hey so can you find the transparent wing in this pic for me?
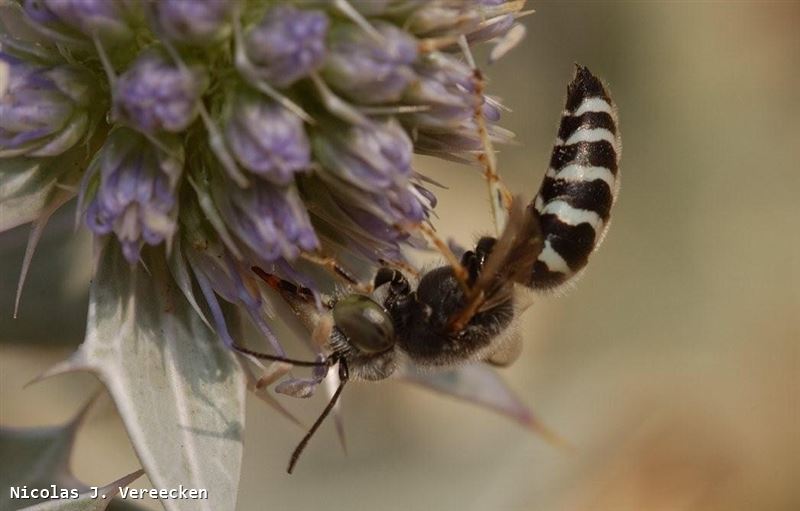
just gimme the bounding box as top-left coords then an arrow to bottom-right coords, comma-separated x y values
448,198 -> 543,331
475,198 -> 543,312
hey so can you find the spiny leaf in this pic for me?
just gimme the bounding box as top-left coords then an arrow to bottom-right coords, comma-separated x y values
0,393 -> 97,511
0,151 -> 84,234
16,469 -> 145,511
40,242 -> 246,511
400,363 -> 569,447
14,182 -> 76,318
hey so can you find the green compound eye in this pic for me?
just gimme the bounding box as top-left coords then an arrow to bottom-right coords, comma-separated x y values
332,295 -> 395,354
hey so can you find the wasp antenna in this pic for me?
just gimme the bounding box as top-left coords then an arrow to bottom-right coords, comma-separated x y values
231,344 -> 329,368
288,360 -> 350,474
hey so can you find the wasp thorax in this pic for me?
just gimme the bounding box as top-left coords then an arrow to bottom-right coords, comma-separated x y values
332,295 -> 395,354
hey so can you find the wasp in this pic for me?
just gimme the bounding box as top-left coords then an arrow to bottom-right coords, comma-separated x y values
234,65 -> 621,473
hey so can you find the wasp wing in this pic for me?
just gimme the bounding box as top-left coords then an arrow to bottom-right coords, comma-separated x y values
473,198 -> 544,314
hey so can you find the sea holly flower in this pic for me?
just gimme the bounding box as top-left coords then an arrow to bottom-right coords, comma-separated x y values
404,3 -> 485,36
406,53 -> 483,129
150,0 -> 235,45
84,128 -> 183,263
311,117 -> 428,242
0,53 -> 96,157
113,49 -> 208,134
0,1 -> 531,508
215,179 -> 319,264
405,53 -> 513,159
221,88 -> 311,185
242,4 -> 329,88
322,21 -> 418,104
22,0 -> 138,44
313,118 -> 413,191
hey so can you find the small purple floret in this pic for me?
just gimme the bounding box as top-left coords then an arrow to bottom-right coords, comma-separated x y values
323,22 -> 418,104
85,129 -> 183,263
114,50 -> 208,134
244,5 -> 328,88
0,53 -> 93,156
223,92 -> 311,185
313,119 -> 413,191
406,54 -> 481,129
220,182 -> 319,263
24,0 -> 135,41
152,0 -> 234,45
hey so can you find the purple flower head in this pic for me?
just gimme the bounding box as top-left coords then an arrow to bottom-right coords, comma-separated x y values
84,128 -> 184,263
114,50 -> 208,134
366,184 -> 428,226
243,5 -> 328,88
0,54 -> 94,157
349,1 -> 425,17
218,181 -> 319,263
23,0 -> 137,42
151,0 -> 234,45
222,90 -> 311,185
330,182 -> 429,253
404,3 -> 480,36
323,22 -> 418,105
467,14 -> 515,44
405,53 -> 481,129
180,207 -> 258,311
312,118 -> 413,192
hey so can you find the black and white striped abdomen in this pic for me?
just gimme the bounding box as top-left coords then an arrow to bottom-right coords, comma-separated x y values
530,66 -> 620,290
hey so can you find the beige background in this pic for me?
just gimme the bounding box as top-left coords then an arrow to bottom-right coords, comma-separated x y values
1,2 -> 798,510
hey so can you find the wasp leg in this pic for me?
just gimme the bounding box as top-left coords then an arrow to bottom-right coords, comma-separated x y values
373,267 -> 414,309
416,223 -> 470,294
231,343 -> 331,369
373,267 -> 409,293
458,36 -> 513,235
299,253 -> 363,287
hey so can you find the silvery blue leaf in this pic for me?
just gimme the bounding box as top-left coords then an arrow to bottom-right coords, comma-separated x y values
0,152 -> 83,233
15,470 -> 145,511
0,394 -> 94,509
400,363 -> 565,445
38,242 -> 246,511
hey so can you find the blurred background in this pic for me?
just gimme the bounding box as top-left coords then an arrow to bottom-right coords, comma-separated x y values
1,2 -> 798,510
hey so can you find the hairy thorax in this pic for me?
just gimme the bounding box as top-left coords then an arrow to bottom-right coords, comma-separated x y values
390,266 -> 515,366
